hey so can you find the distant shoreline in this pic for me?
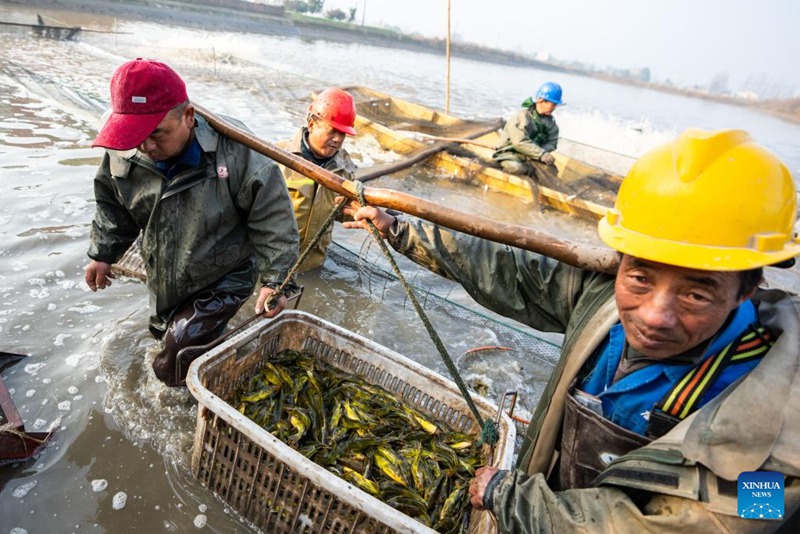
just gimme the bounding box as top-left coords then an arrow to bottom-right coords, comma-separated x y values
3,0 -> 797,124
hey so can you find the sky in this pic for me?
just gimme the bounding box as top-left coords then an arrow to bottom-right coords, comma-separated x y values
322,0 -> 799,97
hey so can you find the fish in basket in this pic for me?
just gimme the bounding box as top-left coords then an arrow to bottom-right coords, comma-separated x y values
186,310 -> 515,533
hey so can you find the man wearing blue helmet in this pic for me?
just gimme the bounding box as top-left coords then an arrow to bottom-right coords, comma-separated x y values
493,81 -> 563,173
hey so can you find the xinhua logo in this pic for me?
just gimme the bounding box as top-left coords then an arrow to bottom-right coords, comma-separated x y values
738,471 -> 784,520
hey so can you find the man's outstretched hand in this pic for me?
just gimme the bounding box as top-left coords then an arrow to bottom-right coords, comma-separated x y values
338,197 -> 396,238
85,260 -> 115,291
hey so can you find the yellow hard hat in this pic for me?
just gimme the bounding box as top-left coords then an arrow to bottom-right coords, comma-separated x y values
598,129 -> 800,270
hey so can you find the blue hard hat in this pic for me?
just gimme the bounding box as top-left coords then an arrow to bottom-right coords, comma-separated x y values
535,82 -> 564,105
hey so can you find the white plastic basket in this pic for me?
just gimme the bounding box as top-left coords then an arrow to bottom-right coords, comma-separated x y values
187,310 -> 515,533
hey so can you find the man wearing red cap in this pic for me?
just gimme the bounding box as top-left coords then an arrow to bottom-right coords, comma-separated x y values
85,58 -> 299,386
277,88 -> 357,271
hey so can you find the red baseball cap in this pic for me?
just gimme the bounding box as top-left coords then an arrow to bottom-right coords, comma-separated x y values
93,58 -> 188,151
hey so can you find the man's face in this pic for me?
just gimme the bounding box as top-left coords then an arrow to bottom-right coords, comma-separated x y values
138,104 -> 194,161
615,256 -> 749,359
535,99 -> 557,116
307,116 -> 346,159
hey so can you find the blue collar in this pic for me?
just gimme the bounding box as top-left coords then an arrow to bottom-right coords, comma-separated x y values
584,300 -> 757,395
155,136 -> 202,178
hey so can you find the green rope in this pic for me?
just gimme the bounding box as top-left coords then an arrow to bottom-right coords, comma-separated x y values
354,182 -> 498,447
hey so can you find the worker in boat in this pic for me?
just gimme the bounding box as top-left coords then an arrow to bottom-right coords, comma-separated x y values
341,129 -> 800,531
277,88 -> 357,272
85,58 -> 298,386
492,81 -> 563,173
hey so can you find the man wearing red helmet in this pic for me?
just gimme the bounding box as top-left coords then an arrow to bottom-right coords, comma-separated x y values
85,58 -> 298,386
277,88 -> 358,271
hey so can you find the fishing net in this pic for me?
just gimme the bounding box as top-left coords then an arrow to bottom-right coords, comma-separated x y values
325,235 -> 561,428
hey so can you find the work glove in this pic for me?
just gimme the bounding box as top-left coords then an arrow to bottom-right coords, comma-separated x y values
540,152 -> 555,165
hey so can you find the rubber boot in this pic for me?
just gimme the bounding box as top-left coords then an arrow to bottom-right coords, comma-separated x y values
152,289 -> 248,386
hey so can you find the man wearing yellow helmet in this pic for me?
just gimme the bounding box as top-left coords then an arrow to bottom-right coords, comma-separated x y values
342,129 -> 800,531
277,87 -> 358,272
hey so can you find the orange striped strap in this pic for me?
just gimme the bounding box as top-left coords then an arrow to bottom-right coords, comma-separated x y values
655,324 -> 773,421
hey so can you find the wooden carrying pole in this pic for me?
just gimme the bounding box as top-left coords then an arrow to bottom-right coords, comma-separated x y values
194,104 -> 618,274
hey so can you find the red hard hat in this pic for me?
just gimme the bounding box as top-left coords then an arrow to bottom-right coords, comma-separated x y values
309,88 -> 357,135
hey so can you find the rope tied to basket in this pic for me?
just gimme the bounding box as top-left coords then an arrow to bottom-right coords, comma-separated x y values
353,181 -> 499,447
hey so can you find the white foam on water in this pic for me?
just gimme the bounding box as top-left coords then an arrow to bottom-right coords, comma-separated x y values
91,479 -> 108,492
58,400 -> 71,411
10,528 -> 28,534
98,327 -> 199,464
68,386 -> 79,395
47,303 -> 57,310
61,195 -> 92,217
65,352 -> 92,367
12,480 -> 37,498
198,504 -> 207,513
49,415 -> 62,430
193,514 -> 207,528
23,362 -> 45,375
347,134 -> 403,167
54,333 -> 72,346
32,418 -> 48,430
68,304 -> 101,314
111,491 -> 127,510
28,288 -> 49,300
25,389 -> 35,397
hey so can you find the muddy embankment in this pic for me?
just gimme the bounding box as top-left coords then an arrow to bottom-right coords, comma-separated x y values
2,0 -> 570,72
5,0 -> 796,124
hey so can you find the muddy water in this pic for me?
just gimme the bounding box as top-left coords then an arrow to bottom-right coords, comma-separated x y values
2,4 -> 800,533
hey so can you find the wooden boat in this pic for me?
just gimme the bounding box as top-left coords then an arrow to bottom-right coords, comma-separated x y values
1,352 -> 51,464
345,86 -> 623,222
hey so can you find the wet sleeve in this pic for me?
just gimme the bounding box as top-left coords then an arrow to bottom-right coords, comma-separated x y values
87,155 -> 140,263
236,155 -> 300,284
387,218 -> 586,333
490,469 -> 789,534
505,111 -> 547,161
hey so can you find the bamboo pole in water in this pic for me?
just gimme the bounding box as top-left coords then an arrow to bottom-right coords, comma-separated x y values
194,104 -> 619,273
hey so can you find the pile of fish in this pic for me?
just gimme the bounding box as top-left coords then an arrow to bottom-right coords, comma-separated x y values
234,350 -> 484,533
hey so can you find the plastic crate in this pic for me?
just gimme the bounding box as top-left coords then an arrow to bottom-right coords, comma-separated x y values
187,310 -> 515,533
